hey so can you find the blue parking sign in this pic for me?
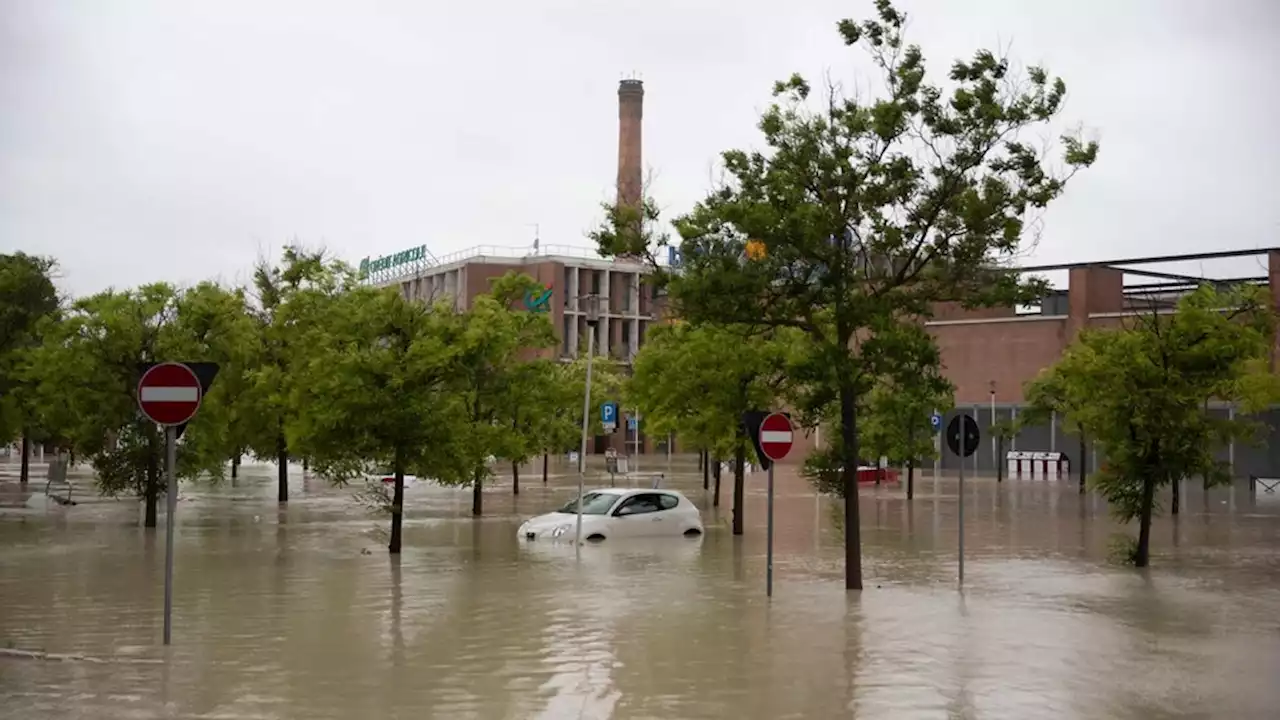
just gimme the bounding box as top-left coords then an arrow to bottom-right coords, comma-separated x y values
628,416 -> 638,431
601,402 -> 617,426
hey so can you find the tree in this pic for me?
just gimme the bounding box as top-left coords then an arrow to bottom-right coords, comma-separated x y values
286,285 -> 468,554
628,322 -> 792,533
593,1 -> 1096,588
450,272 -> 557,516
244,246 -> 353,503
1025,285 -> 1279,567
0,253 -> 60,485
25,284 -> 247,525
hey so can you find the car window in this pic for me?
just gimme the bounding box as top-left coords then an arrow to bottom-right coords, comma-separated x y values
556,492 -> 621,515
614,493 -> 663,516
658,494 -> 680,510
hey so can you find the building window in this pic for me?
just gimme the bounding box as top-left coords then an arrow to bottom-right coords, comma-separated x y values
564,266 -> 572,307
562,315 -> 572,357
592,271 -> 601,295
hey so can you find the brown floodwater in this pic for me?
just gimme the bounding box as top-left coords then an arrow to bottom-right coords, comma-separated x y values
1,460 -> 1278,719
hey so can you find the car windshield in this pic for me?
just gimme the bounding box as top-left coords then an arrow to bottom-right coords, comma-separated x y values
556,492 -> 620,515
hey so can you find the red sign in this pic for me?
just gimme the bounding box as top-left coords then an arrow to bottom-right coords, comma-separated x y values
137,362 -> 203,426
758,412 -> 794,461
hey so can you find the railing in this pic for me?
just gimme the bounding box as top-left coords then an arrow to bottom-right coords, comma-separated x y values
375,244 -> 673,284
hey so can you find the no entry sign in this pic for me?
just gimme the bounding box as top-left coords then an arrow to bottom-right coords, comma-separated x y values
137,362 -> 203,426
758,412 -> 794,462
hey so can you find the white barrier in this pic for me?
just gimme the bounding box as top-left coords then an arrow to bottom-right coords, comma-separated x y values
1006,451 -> 1069,479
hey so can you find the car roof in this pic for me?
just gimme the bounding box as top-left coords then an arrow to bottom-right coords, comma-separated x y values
588,488 -> 686,499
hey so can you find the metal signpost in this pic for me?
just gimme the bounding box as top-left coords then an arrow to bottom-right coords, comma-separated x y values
137,361 -> 217,646
933,409 -> 942,480
576,295 -> 599,551
753,412 -> 794,598
946,413 -> 981,587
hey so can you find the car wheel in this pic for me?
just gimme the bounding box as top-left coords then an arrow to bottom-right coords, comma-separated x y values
683,528 -> 703,537
586,534 -> 606,542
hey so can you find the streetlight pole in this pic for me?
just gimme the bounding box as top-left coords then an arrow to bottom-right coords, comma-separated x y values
575,294 -> 599,551
989,380 -> 997,474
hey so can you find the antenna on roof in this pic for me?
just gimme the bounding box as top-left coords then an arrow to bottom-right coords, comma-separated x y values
528,223 -> 540,253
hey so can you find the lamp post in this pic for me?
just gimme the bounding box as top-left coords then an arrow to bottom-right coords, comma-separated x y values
989,380 -> 997,474
575,294 -> 600,551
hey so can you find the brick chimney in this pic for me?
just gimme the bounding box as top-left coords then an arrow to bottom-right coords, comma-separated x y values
616,79 -> 644,211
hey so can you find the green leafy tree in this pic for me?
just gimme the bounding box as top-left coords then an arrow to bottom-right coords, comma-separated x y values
168,282 -> 261,483
628,322 -> 792,533
593,1 -> 1096,588
25,284 -> 244,525
451,272 -> 557,516
1025,285 -> 1279,567
0,253 -> 61,485
286,284 -> 467,553
244,245 -> 354,503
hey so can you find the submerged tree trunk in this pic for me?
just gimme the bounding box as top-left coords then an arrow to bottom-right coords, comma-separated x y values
231,452 -> 240,483
542,453 -> 548,483
703,449 -> 710,491
732,444 -> 746,536
276,429 -> 288,504
18,432 -> 30,488
1171,472 -> 1180,515
1078,433 -> 1087,494
995,435 -> 1004,483
512,461 -> 520,496
471,467 -> 483,516
712,457 -> 721,508
144,428 -> 159,528
1134,473 -> 1158,567
388,449 -> 406,554
839,382 -> 863,590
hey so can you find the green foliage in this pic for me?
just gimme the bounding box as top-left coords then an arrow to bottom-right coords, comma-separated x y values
592,1 -> 1095,585
242,246 -> 355,466
1026,285 -> 1278,565
21,283 -> 250,505
285,285 -> 469,485
0,253 -> 60,443
627,322 -> 793,459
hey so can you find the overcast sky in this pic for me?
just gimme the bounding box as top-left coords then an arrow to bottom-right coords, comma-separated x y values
2,0 -> 1278,296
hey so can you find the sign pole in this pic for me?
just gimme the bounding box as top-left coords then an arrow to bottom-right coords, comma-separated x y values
163,424 -> 177,645
958,440 -> 965,587
766,461 -> 775,598
576,296 -> 598,552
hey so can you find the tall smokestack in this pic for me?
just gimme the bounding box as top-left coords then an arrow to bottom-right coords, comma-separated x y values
616,79 -> 644,212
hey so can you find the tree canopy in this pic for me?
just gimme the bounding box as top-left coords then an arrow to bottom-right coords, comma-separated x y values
593,0 -> 1096,589
1025,285 -> 1279,567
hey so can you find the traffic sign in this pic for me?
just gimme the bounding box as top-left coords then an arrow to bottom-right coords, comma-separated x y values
758,412 -> 794,461
627,416 -> 638,431
946,414 -> 981,457
138,362 -> 203,426
930,413 -> 943,431
601,402 -> 618,431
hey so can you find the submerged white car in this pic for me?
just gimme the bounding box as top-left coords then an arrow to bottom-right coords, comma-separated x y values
518,488 -> 704,543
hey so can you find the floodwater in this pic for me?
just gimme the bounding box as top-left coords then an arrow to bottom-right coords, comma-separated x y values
1,461 -> 1279,720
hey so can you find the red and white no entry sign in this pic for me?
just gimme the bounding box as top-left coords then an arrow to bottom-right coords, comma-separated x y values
758,412 -> 794,461
137,362 -> 203,426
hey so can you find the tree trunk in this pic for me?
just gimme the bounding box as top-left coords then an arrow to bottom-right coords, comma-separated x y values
512,461 -> 520,496
276,430 -> 288,504
995,435 -> 1004,483
1134,473 -> 1158,567
838,382 -> 863,590
702,449 -> 710,491
1078,434 -> 1087,494
542,453 -> 548,484
388,450 -> 406,554
303,457 -> 309,475
18,432 -> 30,488
1171,473 -> 1180,515
144,428 -> 159,528
907,457 -> 915,501
698,450 -> 703,472
231,452 -> 240,482
732,444 -> 745,536
471,467 -> 483,516
712,457 -> 721,508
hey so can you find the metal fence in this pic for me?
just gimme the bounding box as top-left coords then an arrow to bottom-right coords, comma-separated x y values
935,404 -> 1279,479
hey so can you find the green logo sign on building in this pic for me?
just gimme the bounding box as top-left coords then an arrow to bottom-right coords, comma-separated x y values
523,285 -> 553,313
359,245 -> 428,278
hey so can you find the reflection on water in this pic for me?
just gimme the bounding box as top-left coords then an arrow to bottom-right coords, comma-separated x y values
1,464 -> 1279,719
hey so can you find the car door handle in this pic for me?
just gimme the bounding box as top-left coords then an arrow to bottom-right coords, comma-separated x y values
651,517 -> 662,522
